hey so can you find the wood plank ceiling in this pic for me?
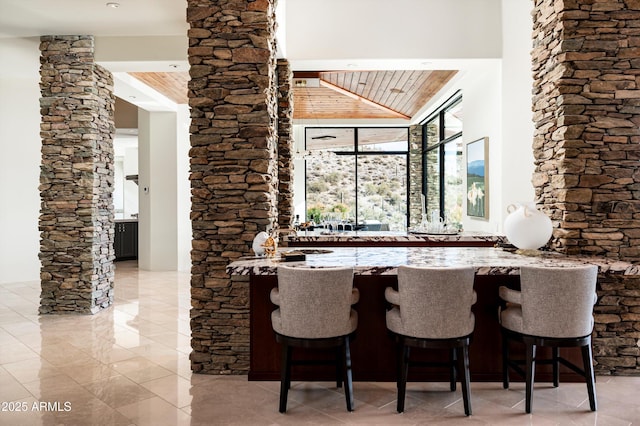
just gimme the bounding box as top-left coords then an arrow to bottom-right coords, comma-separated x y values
293,70 -> 457,121
126,69 -> 457,121
129,72 -> 190,105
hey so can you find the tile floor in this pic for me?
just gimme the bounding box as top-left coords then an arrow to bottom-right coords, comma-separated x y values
1,260 -> 639,425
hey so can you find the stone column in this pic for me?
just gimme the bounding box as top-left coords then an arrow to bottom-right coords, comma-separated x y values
187,0 -> 278,374
408,125 -> 423,227
532,0 -> 640,262
277,58 -> 294,230
39,35 -> 115,314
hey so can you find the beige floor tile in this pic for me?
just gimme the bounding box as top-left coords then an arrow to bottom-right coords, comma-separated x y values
22,373 -> 93,402
117,396 -> 192,426
2,357 -> 61,383
58,358 -> 121,385
111,356 -> 174,384
146,330 -> 192,354
0,366 -> 33,402
0,396 -> 47,426
139,374 -> 194,408
0,338 -> 39,364
1,262 -> 639,425
33,397 -> 134,426
84,375 -> 156,409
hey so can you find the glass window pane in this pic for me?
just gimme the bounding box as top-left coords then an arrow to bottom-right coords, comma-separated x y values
425,119 -> 440,147
425,148 -> 440,217
444,100 -> 463,140
357,128 -> 408,152
306,128 -> 354,152
305,154 -> 355,224
357,155 -> 407,231
443,137 -> 464,227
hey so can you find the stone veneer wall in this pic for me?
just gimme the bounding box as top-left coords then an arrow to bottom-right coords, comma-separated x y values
187,0 -> 278,374
423,123 -> 440,217
277,59 -> 294,230
532,0 -> 640,262
408,125 -> 423,227
532,1 -> 640,375
39,35 -> 115,315
594,274 -> 640,375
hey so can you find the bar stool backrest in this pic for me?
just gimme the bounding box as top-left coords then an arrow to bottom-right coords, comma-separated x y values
275,265 -> 356,339
520,265 -> 598,338
396,265 -> 476,339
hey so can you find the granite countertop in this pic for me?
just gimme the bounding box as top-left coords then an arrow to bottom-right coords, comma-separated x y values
284,231 -> 505,244
226,246 -> 640,276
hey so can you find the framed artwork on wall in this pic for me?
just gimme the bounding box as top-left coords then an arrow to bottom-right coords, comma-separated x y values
466,137 -> 488,219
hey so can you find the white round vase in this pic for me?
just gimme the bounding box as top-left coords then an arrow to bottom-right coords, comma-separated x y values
504,202 -> 552,250
252,231 -> 269,256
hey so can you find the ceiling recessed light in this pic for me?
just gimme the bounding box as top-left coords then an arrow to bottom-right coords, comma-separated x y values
106,2 -> 120,8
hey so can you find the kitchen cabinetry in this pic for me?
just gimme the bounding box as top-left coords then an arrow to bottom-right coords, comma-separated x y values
115,220 -> 138,260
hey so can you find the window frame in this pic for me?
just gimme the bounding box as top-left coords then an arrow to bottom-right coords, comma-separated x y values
304,126 -> 410,229
421,94 -> 463,220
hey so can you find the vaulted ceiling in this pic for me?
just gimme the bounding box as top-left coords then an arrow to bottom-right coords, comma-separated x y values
293,70 -> 457,121
128,69 -> 457,122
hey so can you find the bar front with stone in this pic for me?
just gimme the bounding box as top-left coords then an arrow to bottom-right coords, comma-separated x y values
227,246 -> 640,381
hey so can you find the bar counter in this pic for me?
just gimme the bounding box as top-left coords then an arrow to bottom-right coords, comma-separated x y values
228,246 -> 639,276
283,230 -> 506,247
227,246 -> 639,382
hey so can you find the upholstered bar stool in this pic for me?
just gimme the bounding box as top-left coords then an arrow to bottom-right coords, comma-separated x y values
385,265 -> 477,416
499,264 -> 598,413
270,265 -> 359,413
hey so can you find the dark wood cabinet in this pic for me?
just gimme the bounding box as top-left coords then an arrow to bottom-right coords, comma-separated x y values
115,221 -> 138,260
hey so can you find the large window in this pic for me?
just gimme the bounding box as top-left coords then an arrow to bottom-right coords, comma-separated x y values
423,96 -> 463,226
305,127 -> 409,231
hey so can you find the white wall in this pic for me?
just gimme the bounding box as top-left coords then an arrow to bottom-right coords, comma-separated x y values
501,0 -> 535,215
138,110 -> 178,271
457,61 -> 503,233
176,104 -> 192,272
123,147 -> 139,219
0,38 -> 41,284
286,0 -> 502,62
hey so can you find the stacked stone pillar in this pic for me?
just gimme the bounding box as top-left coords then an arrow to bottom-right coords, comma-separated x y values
277,59 -> 294,230
187,0 -> 279,374
408,125 -> 423,227
532,0 -> 640,376
39,35 -> 115,314
532,0 -> 640,262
